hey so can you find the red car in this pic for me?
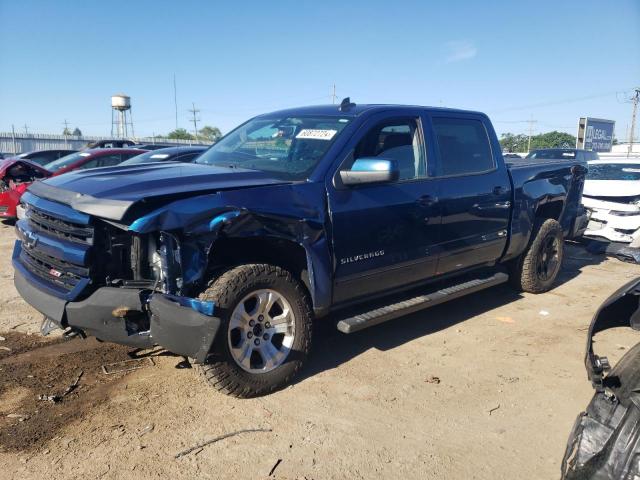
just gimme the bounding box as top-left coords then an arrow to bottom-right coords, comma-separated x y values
0,148 -> 147,219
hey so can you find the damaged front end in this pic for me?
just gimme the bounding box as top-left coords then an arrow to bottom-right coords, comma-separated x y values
561,277 -> 640,479
12,191 -> 236,363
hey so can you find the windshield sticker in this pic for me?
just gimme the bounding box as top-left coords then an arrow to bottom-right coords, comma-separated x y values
150,154 -> 170,159
296,129 -> 337,140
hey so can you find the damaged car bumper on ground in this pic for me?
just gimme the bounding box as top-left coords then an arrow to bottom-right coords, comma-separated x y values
13,246 -> 220,363
561,277 -> 640,479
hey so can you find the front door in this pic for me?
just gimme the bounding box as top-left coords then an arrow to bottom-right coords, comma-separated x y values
328,112 -> 442,304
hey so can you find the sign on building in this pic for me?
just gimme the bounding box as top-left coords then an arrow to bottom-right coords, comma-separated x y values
576,117 -> 615,152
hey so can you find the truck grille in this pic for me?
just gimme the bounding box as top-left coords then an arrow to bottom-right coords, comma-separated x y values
27,205 -> 94,245
19,246 -> 88,292
15,192 -> 94,299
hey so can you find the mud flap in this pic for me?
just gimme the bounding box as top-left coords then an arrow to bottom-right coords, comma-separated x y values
149,295 -> 220,364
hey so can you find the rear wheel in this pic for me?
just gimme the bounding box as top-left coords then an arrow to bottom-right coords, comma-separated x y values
510,218 -> 564,293
198,264 -> 312,398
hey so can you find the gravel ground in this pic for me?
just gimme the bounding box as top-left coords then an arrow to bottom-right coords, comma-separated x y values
0,219 -> 639,479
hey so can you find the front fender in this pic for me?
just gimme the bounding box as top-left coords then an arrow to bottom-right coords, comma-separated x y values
128,183 -> 333,313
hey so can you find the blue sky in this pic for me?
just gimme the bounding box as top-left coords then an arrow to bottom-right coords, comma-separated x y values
0,0 -> 638,139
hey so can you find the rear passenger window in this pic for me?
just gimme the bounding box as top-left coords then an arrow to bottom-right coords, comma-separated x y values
432,117 -> 494,176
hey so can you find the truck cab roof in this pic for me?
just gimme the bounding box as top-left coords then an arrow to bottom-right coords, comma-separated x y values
260,103 -> 487,119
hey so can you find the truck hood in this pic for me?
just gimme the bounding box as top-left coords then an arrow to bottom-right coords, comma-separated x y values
27,162 -> 290,222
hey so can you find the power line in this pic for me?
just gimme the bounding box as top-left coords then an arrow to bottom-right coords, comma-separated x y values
331,84 -> 337,104
489,89 -> 629,114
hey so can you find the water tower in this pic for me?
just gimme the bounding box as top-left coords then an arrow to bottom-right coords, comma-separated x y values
111,94 -> 134,138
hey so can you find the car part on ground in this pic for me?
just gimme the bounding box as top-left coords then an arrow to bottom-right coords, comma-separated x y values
561,277 -> 640,479
586,239 -> 640,265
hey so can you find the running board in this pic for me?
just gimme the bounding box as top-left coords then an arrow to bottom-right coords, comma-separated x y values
336,272 -> 509,334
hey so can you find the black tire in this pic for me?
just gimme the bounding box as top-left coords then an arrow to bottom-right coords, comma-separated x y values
198,264 -> 312,398
510,218 -> 564,293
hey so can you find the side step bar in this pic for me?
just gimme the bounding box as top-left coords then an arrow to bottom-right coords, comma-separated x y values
336,272 -> 509,334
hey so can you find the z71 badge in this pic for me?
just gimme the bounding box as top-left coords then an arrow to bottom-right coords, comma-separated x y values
340,250 -> 385,265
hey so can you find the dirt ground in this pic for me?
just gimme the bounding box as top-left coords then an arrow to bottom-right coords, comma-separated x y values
0,220 -> 639,480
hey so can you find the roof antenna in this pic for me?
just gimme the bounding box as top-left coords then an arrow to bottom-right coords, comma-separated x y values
339,97 -> 355,111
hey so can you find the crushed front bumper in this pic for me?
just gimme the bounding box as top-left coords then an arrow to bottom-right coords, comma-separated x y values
14,267 -> 220,363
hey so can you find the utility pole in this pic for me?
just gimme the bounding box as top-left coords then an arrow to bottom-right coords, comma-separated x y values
527,116 -> 537,153
331,84 -> 337,104
188,102 -> 200,141
63,119 -> 70,147
23,124 -> 29,135
628,87 -> 640,157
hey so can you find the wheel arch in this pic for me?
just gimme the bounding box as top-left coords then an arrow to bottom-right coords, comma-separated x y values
206,233 -> 332,317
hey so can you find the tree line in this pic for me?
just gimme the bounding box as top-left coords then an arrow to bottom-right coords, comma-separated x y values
499,131 -> 576,152
164,126 -> 222,142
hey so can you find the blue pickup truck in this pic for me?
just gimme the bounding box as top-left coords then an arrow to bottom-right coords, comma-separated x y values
13,101 -> 588,397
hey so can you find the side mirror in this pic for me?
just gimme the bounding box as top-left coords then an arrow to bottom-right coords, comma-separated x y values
339,158 -> 399,186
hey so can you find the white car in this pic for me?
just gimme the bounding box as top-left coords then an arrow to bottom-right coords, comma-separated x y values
583,158 -> 640,247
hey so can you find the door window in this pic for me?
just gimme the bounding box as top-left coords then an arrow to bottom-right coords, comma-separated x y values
353,118 -> 426,181
432,117 -> 494,176
98,154 -> 124,167
78,158 -> 101,169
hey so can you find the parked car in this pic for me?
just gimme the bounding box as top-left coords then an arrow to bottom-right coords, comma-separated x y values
13,102 -> 588,397
0,148 -> 147,220
7,149 -> 77,166
85,139 -> 137,149
582,158 -> 640,248
502,153 -> 522,159
526,148 -> 599,162
132,143 -> 205,150
561,277 -> 640,479
120,146 -> 207,166
43,148 -> 148,174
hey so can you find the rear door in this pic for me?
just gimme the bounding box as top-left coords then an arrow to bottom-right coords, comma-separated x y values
427,113 -> 512,274
327,111 -> 442,303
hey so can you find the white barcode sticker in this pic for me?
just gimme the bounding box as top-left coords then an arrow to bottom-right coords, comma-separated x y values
296,129 -> 337,140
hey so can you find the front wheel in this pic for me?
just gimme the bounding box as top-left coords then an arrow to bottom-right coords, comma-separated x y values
510,218 -> 564,293
198,264 -> 312,398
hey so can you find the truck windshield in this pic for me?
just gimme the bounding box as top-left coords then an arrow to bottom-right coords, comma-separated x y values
587,163 -> 640,181
195,116 -> 350,180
